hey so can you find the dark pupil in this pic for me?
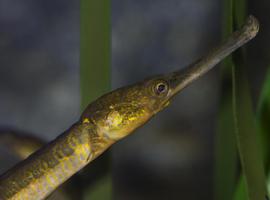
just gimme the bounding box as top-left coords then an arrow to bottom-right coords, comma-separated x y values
157,84 -> 166,93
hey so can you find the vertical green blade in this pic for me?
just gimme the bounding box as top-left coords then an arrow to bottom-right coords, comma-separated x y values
215,94 -> 238,200
80,0 -> 111,109
257,68 -> 270,168
256,67 -> 270,196
232,61 -> 267,200
80,0 -> 112,199
214,0 -> 238,199
232,0 -> 268,199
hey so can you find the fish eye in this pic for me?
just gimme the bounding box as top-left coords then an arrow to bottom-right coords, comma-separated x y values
154,81 -> 169,95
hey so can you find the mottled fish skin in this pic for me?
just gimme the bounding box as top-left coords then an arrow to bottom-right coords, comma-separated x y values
0,122 -> 111,200
0,16 -> 259,200
0,131 -> 74,200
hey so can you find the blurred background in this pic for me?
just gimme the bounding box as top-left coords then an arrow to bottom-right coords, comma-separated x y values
0,0 -> 270,200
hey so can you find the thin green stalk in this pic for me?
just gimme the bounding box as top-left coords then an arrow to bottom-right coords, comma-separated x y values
214,0 -> 238,199
256,67 -> 270,196
232,59 -> 267,200
234,65 -> 270,200
215,95 -> 238,200
257,68 -> 270,168
232,0 -> 268,199
80,0 -> 111,108
80,0 -> 112,199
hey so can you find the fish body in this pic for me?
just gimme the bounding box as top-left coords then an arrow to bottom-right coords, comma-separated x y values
0,124 -> 91,199
0,16 -> 259,200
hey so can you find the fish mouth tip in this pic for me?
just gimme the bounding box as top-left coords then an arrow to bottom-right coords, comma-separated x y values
244,15 -> 259,39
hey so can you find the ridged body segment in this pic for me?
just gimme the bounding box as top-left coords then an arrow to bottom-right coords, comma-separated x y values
0,123 -> 100,200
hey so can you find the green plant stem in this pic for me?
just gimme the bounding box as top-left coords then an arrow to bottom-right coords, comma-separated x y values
80,0 -> 112,199
214,0 -> 238,199
232,1 -> 267,199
